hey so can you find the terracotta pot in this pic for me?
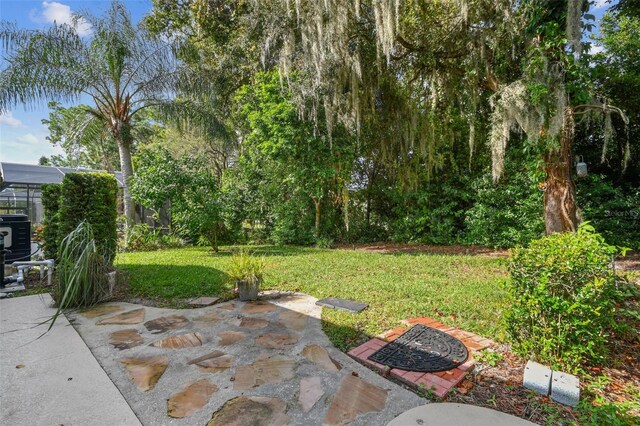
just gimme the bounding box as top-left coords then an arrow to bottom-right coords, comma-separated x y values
236,278 -> 261,301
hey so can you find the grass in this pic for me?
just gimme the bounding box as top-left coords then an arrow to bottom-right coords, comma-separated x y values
116,245 -> 508,349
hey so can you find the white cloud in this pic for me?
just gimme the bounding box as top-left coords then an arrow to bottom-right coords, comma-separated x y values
0,112 -> 23,128
31,1 -> 93,36
589,44 -> 606,55
16,133 -> 41,145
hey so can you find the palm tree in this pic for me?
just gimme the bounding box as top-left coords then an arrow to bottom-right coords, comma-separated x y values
0,1 -> 181,226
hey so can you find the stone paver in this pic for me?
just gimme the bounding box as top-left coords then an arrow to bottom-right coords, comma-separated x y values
120,355 -> 169,391
80,304 -> 124,318
255,331 -> 299,349
299,376 -> 324,412
97,308 -> 145,325
144,314 -> 189,334
233,355 -> 297,390
207,396 -> 289,426
303,344 -> 342,372
150,332 -> 204,348
167,378 -> 217,418
189,296 -> 220,307
69,294 -> 425,425
217,330 -> 247,346
188,351 -> 233,373
324,374 -> 388,425
110,328 -> 144,350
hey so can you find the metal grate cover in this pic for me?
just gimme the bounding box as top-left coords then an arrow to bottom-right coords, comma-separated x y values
368,325 -> 468,372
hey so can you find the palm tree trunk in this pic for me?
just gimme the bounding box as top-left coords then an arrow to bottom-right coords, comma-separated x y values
117,139 -> 135,227
543,108 -> 579,234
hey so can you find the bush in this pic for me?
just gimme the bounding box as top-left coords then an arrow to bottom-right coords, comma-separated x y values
59,172 -> 118,264
505,224 -> 620,372
41,183 -> 62,260
465,171 -> 544,247
120,223 -> 184,252
577,175 -> 640,250
55,221 -> 109,309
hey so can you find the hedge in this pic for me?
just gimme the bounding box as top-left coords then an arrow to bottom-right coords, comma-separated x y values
59,172 -> 118,264
41,183 -> 62,260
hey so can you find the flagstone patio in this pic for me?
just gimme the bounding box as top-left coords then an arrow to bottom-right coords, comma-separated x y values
68,293 -> 425,425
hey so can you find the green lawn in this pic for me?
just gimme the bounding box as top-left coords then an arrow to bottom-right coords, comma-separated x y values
116,246 -> 508,349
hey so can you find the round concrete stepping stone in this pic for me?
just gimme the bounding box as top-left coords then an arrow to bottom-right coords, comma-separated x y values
302,344 -> 342,373
207,396 -> 289,426
386,403 -> 537,426
144,315 -> 189,334
255,332 -> 299,349
120,355 -> 169,391
278,310 -> 308,330
299,376 -> 324,412
109,329 -> 144,350
233,355 -> 296,390
324,375 -> 388,426
236,317 -> 270,329
150,332 -> 204,349
80,305 -> 124,318
188,351 -> 233,373
217,331 -> 247,346
167,378 -> 217,418
241,301 -> 277,314
97,308 -> 145,325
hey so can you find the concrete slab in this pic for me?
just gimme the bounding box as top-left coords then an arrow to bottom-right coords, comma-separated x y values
0,294 -> 141,426
551,371 -> 580,407
387,403 -> 537,426
523,360 -> 552,396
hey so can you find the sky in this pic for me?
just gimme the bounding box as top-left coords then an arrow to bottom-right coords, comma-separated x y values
0,0 -> 152,164
0,0 -> 615,165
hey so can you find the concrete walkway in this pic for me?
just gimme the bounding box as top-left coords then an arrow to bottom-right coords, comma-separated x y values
0,294 -> 141,426
69,293 -> 425,425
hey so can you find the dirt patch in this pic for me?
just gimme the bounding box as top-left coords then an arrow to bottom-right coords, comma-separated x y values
333,243 -> 508,257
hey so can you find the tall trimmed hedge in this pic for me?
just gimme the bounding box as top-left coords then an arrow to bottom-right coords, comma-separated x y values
59,172 -> 118,264
41,183 -> 62,260
40,172 -> 118,264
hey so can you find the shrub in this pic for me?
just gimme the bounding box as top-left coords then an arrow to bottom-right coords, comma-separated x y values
504,224 -> 620,372
464,171 -> 544,247
41,183 -> 62,260
119,223 -> 184,252
54,222 -> 109,311
576,175 -> 640,250
228,250 -> 266,283
59,172 -> 118,264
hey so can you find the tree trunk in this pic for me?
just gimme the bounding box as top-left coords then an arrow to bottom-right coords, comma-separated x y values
342,190 -> 350,233
312,196 -> 322,236
117,139 -> 135,228
542,108 -> 579,234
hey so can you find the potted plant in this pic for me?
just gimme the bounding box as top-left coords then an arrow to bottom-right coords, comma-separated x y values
229,250 -> 266,301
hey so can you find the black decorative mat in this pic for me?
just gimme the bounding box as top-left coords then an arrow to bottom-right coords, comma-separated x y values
368,325 -> 468,372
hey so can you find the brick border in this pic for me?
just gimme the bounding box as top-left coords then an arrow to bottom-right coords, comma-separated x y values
348,317 -> 495,399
